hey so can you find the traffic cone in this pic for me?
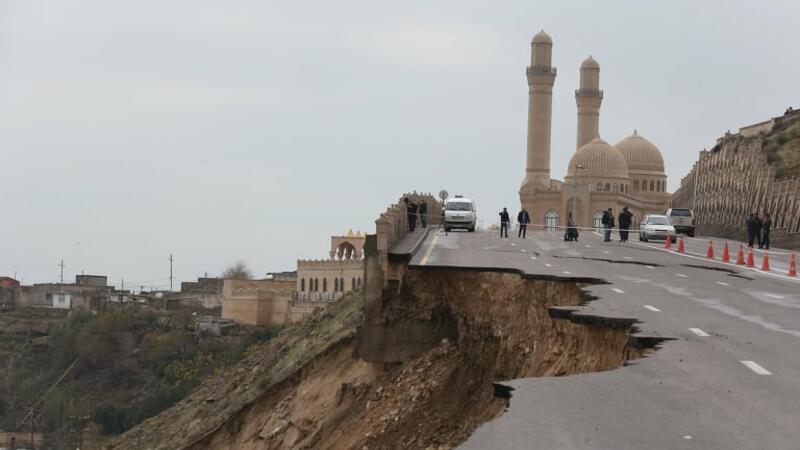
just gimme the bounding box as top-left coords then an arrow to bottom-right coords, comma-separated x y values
736,244 -> 745,265
722,242 -> 730,263
677,237 -> 686,253
664,233 -> 672,249
746,249 -> 755,267
789,255 -> 798,277
761,252 -> 770,271
706,240 -> 715,259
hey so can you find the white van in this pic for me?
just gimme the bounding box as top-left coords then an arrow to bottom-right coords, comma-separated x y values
444,196 -> 477,232
666,208 -> 695,237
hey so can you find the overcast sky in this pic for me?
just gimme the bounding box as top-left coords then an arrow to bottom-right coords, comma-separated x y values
1,0 -> 798,288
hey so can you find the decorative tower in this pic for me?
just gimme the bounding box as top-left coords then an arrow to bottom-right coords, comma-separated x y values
520,30 -> 557,193
575,56 -> 603,150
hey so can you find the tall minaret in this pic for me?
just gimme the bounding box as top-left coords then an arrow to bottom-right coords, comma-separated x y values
575,56 -> 603,150
520,30 -> 556,193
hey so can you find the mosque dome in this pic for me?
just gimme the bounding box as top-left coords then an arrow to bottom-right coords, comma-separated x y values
580,55 -> 600,70
532,30 -> 553,45
615,131 -> 665,173
567,138 -> 629,179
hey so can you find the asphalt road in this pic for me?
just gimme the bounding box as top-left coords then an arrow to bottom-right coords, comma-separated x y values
408,228 -> 800,450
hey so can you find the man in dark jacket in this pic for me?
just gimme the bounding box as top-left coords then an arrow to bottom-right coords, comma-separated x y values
601,208 -> 614,242
404,197 -> 417,232
418,201 -> 428,228
517,208 -> 530,239
762,213 -> 772,249
499,208 -> 511,238
746,213 -> 758,248
754,214 -> 764,248
618,207 -> 633,242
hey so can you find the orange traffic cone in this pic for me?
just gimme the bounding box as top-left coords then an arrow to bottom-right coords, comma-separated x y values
706,240 -> 715,259
722,242 -> 730,263
789,254 -> 798,277
677,237 -> 686,253
746,249 -> 755,267
664,233 -> 672,249
761,252 -> 770,271
736,244 -> 746,265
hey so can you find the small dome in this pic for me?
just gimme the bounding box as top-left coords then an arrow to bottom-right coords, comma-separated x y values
567,138 -> 629,179
532,30 -> 553,45
581,55 -> 600,70
615,131 -> 665,173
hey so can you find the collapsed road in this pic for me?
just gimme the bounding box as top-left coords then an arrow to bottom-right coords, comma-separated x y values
410,228 -> 800,450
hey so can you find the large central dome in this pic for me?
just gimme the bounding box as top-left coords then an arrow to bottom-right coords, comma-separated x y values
566,138 -> 629,179
615,131 -> 665,173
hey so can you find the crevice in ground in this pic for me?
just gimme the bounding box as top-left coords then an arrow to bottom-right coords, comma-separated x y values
680,263 -> 739,274
552,255 -> 663,267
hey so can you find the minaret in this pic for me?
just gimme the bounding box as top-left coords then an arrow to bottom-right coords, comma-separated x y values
520,30 -> 557,193
575,56 -> 603,150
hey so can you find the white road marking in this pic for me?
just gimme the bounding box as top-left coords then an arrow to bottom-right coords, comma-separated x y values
612,288 -> 625,294
419,232 -> 441,266
510,243 -> 516,247
683,436 -> 692,440
544,263 -> 552,267
623,256 -> 633,260
585,244 -> 592,248
689,328 -> 710,337
643,305 -> 661,312
521,249 -> 527,253
676,273 -> 689,278
646,265 -> 655,269
716,281 -> 730,286
765,293 -> 785,299
562,271 -> 571,275
741,360 -> 772,375
603,251 -> 609,254
530,256 -> 538,260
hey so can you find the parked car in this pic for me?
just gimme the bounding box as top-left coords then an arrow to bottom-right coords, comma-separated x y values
639,214 -> 677,242
444,196 -> 477,232
666,207 -> 695,237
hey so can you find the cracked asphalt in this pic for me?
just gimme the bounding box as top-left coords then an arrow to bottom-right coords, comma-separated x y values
408,228 -> 800,450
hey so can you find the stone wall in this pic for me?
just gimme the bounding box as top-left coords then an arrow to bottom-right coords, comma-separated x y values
671,110 -> 800,248
179,277 -> 224,308
18,284 -> 112,310
221,278 -> 295,326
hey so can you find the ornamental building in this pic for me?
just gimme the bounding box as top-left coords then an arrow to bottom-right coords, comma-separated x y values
519,30 -> 670,230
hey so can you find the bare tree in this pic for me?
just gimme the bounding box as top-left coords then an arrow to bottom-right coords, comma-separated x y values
222,261 -> 253,280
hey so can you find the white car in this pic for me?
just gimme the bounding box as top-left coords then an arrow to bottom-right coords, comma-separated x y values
639,214 -> 677,242
444,196 -> 477,232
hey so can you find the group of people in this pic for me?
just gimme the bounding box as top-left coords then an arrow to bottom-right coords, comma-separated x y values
745,212 -> 772,249
403,197 -> 428,232
499,207 -> 532,238
601,207 -> 634,242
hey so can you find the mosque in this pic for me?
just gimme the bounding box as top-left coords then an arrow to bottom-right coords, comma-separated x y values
519,30 -> 670,230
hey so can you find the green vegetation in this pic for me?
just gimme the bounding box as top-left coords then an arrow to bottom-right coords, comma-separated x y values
763,118 -> 800,179
0,307 -> 278,444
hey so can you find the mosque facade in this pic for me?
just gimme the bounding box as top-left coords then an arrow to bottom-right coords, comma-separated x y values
519,31 -> 670,230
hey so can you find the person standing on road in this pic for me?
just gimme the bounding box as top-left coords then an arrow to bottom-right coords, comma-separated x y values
404,197 -> 417,232
499,207 -> 511,238
755,213 -> 764,249
618,207 -> 633,243
746,213 -> 758,248
566,212 -> 579,242
601,208 -> 614,242
762,213 -> 772,249
517,208 -> 530,239
418,200 -> 428,228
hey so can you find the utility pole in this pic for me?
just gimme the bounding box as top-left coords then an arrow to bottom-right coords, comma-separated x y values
22,405 -> 39,450
169,254 -> 174,292
70,414 -> 90,450
58,259 -> 65,284
121,278 -> 124,292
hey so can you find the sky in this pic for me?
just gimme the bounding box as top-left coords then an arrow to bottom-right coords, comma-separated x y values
1,0 -> 798,288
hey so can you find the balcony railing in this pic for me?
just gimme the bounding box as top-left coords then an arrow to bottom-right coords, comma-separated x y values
527,66 -> 557,76
575,89 -> 604,99
293,291 -> 343,302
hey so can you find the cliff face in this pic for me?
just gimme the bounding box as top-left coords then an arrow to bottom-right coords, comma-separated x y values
108,269 -> 656,450
671,110 -> 800,248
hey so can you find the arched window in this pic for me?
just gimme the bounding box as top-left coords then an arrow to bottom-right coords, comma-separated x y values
334,278 -> 339,292
358,277 -> 362,286
596,182 -> 603,191
301,279 -> 305,291
323,279 -> 327,292
650,180 -> 655,191
592,211 -> 604,230
613,183 -> 618,192
314,278 -> 319,291
633,180 -> 640,190
352,278 -> 356,290
340,278 -> 345,292
544,210 -> 559,232
605,183 -> 611,191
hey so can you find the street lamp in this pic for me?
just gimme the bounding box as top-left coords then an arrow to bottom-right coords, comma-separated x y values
572,163 -> 585,225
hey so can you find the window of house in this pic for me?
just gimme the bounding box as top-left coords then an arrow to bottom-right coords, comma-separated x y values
596,182 -> 603,191
301,279 -> 305,291
650,180 -> 655,191
605,183 -> 611,191
634,180 -> 640,190
323,279 -> 328,292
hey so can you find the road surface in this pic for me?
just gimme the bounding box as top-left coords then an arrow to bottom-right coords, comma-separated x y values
408,228 -> 800,450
